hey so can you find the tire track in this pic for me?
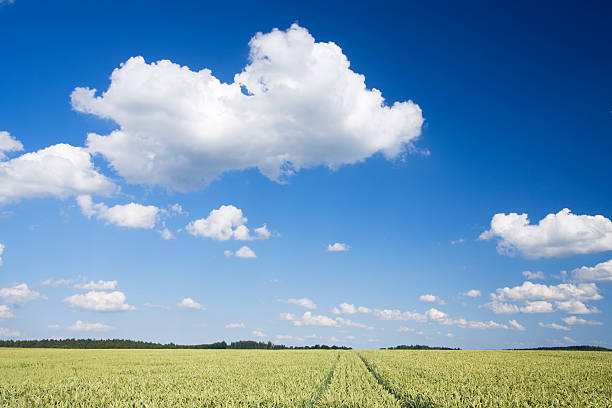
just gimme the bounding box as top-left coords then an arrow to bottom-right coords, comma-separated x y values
308,353 -> 340,408
357,353 -> 437,408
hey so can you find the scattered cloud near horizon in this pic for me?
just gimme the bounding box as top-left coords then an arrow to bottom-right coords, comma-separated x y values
68,320 -> 114,332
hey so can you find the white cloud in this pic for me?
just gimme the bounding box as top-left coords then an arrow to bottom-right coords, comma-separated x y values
327,242 -> 350,252
254,224 -> 271,239
522,270 -> 545,280
450,238 -> 465,245
225,322 -> 245,329
346,335 -> 356,340
398,326 -> 414,332
484,301 -> 520,314
0,327 -> 20,338
520,301 -> 554,314
235,246 -> 256,259
555,300 -> 600,315
331,302 -> 370,315
335,317 -> 374,330
178,297 -> 205,310
332,301 -> 522,331
41,278 -> 72,287
159,227 -> 174,240
538,322 -> 571,331
479,208 -> 612,258
563,336 -> 577,343
0,283 -> 42,304
0,131 -> 24,160
48,324 -> 60,329
186,205 -> 268,241
463,289 -> 481,298
561,316 -> 603,325
64,291 -> 135,311
276,335 -> 292,340
77,195 -> 160,229
0,143 -> 116,204
419,294 -> 445,304
143,303 -> 171,310
572,259 -> 612,282
74,280 -> 118,290
280,311 -> 339,327
0,243 -> 4,266
279,298 -> 317,310
68,320 -> 114,332
491,281 -> 602,302
71,24 -> 424,191
223,250 -> 233,258
0,305 -> 14,319
508,320 -> 526,331
252,330 -> 268,338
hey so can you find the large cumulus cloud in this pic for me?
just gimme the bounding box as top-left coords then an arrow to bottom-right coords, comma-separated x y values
71,24 -> 424,191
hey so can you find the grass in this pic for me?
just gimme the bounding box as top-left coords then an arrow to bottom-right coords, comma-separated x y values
0,348 -> 610,407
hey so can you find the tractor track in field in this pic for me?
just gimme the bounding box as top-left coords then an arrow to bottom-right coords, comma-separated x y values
357,353 -> 437,408
307,353 -> 340,408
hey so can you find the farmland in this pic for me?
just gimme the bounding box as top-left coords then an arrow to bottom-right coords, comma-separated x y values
0,348 -> 611,407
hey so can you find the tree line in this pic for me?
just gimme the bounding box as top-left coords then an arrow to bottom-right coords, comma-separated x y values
0,339 -> 352,350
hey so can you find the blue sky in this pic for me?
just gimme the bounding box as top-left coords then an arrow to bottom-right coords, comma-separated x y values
0,0 -> 611,349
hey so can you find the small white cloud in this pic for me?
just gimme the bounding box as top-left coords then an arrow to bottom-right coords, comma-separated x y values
522,270 -> 545,280
41,278 -> 73,287
0,305 -> 15,319
178,297 -> 205,310
346,335 -> 355,340
159,227 -> 175,240
520,301 -> 554,314
47,324 -> 60,329
276,335 -> 292,340
445,333 -> 455,338
327,242 -> 350,252
335,317 -> 374,330
398,326 -> 414,332
225,322 -> 245,329
64,291 -> 135,311
463,289 -> 481,298
508,320 -> 526,331
555,300 -> 600,315
68,320 -> 114,332
235,246 -> 256,259
479,209 -> 612,258
254,224 -> 271,239
563,336 -> 577,343
224,250 -> 233,258
561,316 -> 603,325
0,131 -> 23,159
143,303 -> 171,310
279,298 -> 317,310
572,259 -> 612,282
280,311 -> 339,327
419,294 -> 445,304
0,144 -> 116,204
77,195 -> 160,229
74,280 -> 118,291
0,327 -> 20,337
538,322 -> 571,331
186,205 -> 269,241
0,243 -> 4,266
0,283 -> 42,304
252,330 -> 268,338
451,238 -> 465,245
491,281 -> 602,302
